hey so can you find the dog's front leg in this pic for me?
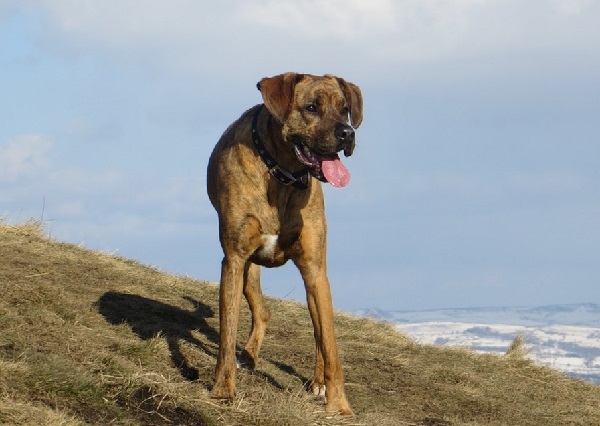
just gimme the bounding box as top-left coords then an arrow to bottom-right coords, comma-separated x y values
211,255 -> 245,400
310,342 -> 326,397
296,257 -> 353,416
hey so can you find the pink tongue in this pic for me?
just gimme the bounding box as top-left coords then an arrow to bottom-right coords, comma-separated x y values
321,155 -> 351,188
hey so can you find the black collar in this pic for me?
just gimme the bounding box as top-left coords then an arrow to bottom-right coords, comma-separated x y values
251,105 -> 311,190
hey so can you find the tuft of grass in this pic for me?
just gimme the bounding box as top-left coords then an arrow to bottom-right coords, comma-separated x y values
0,218 -> 45,238
0,398 -> 83,426
505,334 -> 529,359
1,221 -> 599,425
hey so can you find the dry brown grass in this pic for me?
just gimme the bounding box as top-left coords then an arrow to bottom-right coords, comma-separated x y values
1,221 -> 599,425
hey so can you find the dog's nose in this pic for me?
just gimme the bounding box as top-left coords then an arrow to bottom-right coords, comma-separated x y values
335,125 -> 355,142
335,124 -> 355,157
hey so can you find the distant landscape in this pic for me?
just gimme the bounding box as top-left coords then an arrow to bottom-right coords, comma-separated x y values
356,304 -> 600,384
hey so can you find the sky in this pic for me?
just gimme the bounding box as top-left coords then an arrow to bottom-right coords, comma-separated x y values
1,0 -> 599,312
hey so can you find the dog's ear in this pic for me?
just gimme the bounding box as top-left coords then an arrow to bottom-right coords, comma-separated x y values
257,73 -> 304,123
336,78 -> 363,129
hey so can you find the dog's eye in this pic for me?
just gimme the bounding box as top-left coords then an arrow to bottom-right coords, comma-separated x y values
306,104 -> 318,113
341,107 -> 350,117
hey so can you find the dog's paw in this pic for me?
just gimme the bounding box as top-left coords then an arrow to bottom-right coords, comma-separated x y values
322,384 -> 353,416
210,387 -> 235,401
210,379 -> 236,401
326,401 -> 354,417
237,350 -> 257,370
309,382 -> 326,398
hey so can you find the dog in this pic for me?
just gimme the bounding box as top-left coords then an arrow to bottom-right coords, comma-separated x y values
206,73 -> 363,415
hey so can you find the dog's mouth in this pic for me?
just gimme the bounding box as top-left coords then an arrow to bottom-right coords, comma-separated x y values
292,142 -> 350,188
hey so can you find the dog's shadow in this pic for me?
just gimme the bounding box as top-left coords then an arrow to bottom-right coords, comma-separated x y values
96,291 -> 218,382
95,291 -> 308,390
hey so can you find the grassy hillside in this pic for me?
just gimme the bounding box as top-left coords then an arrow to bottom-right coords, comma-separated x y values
1,222 -> 599,425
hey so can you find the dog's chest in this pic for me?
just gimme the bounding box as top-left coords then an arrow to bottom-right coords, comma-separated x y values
250,233 -> 284,267
256,234 -> 278,259
250,225 -> 301,267
245,181 -> 322,267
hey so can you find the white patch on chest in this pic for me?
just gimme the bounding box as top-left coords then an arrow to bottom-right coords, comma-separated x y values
257,234 -> 278,259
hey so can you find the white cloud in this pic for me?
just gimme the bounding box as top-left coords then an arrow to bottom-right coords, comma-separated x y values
0,134 -> 53,182
238,0 -> 397,39
14,0 -> 249,76
40,0 -> 225,46
239,0 -> 493,41
552,0 -> 594,15
7,0 -> 599,77
238,0 -> 491,63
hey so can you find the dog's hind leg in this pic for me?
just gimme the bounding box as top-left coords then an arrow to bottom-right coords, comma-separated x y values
239,262 -> 270,369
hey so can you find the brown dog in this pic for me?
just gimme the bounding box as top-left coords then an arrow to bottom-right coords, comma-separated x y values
206,73 -> 363,415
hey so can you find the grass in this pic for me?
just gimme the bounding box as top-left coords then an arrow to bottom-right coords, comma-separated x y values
1,221 -> 599,425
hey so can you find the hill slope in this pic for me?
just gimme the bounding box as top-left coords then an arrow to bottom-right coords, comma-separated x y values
1,222 -> 599,425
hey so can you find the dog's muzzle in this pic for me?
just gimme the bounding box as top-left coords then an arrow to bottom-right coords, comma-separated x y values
291,123 -> 355,188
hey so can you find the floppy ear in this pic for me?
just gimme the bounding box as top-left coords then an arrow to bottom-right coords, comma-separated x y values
336,78 -> 363,129
257,73 -> 304,123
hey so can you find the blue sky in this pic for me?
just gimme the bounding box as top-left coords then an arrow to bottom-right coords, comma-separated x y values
1,0 -> 599,311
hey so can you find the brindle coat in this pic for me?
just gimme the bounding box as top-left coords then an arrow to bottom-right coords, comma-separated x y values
206,73 -> 363,415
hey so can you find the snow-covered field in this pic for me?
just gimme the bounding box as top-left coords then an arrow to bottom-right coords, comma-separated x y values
396,322 -> 600,383
355,304 -> 600,384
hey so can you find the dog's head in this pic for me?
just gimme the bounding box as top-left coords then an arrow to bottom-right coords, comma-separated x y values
257,73 -> 363,187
